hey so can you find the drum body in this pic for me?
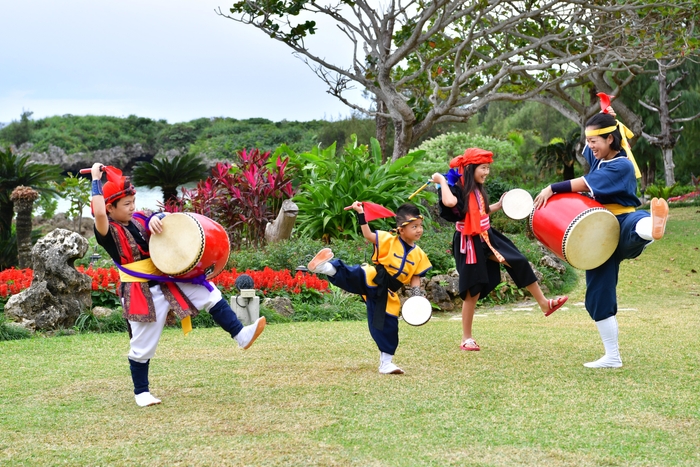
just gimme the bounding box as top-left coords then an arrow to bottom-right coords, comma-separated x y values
502,188 -> 534,220
401,296 -> 432,326
150,213 -> 230,279
530,193 -> 620,270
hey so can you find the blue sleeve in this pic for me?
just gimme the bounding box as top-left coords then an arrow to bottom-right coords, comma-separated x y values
583,157 -> 640,206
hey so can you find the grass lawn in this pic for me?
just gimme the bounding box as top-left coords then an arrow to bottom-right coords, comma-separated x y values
1,207 -> 698,467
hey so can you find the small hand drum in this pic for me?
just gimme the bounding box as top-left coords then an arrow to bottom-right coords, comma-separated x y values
401,296 -> 432,326
502,188 -> 534,220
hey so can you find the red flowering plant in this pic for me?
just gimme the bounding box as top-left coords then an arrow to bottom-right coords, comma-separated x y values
0,268 -> 33,312
1,264 -> 329,314
76,265 -> 122,308
165,149 -> 295,250
211,267 -> 330,303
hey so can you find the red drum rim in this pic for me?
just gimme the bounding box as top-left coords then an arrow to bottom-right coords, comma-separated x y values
401,296 -> 432,326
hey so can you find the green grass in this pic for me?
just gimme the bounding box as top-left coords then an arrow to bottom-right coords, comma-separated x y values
1,207 -> 698,466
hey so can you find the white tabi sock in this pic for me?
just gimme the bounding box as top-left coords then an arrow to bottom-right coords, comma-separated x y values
584,316 -> 623,368
635,216 -> 654,241
314,262 -> 337,276
379,352 -> 404,374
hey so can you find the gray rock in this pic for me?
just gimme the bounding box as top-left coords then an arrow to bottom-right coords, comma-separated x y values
4,229 -> 92,331
262,296 -> 294,317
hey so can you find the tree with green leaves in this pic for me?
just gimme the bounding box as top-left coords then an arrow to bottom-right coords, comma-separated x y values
0,147 -> 62,238
131,153 -> 209,203
637,59 -> 700,186
220,0 -> 692,161
0,110 -> 34,147
534,128 -> 581,182
0,147 -> 62,268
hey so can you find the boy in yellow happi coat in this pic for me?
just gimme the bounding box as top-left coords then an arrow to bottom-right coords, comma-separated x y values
307,202 -> 432,375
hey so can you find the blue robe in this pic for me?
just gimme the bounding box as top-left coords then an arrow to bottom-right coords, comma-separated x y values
582,146 -> 651,321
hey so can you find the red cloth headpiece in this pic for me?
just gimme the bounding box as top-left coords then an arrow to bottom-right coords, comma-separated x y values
449,148 -> 493,169
102,166 -> 136,205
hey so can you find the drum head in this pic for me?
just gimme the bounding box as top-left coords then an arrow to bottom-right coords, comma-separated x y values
401,296 -> 432,326
563,208 -> 620,270
150,213 -> 204,276
502,189 -> 534,220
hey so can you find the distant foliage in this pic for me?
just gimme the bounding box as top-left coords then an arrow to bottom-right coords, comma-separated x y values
415,132 -> 534,187
185,117 -> 326,159
278,135 -> 436,241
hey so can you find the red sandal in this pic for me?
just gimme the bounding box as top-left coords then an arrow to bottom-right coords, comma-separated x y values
545,296 -> 568,317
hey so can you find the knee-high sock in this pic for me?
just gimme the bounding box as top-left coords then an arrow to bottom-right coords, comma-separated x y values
208,298 -> 244,338
597,315 -> 620,359
584,316 -> 622,368
129,358 -> 150,395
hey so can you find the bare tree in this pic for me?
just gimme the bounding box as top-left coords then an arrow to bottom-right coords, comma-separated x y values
638,59 -> 700,186
219,0 -> 693,160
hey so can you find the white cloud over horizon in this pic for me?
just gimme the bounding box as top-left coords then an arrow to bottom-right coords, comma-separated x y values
1,0 -> 365,125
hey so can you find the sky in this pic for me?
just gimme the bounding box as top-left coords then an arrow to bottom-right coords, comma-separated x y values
0,0 -> 365,126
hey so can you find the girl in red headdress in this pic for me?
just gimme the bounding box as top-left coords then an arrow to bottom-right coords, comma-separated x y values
89,162 -> 266,407
432,148 -> 568,351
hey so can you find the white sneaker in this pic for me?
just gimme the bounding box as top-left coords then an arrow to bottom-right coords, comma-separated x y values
379,361 -> 405,375
583,355 -> 623,368
135,392 -> 161,407
235,316 -> 266,349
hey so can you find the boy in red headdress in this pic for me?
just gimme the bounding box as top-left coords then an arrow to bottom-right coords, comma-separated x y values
432,148 -> 567,351
89,163 -> 266,407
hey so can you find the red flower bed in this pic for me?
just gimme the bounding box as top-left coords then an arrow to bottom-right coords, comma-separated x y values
211,267 -> 329,296
0,268 -> 33,298
76,265 -> 120,293
1,266 -> 329,300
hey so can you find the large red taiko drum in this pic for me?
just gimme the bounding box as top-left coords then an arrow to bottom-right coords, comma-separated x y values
149,213 -> 230,280
530,193 -> 620,270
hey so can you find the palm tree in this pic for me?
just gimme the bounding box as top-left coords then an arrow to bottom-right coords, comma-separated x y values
0,147 -> 62,237
534,128 -> 581,181
0,147 -> 62,268
131,153 -> 209,203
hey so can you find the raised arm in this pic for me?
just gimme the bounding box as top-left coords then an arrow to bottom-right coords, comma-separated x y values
91,163 -> 109,236
432,173 -> 457,207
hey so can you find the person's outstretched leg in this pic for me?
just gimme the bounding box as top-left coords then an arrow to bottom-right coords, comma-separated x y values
524,282 -> 568,317
208,298 -> 266,350
584,316 -> 622,368
307,248 -> 337,276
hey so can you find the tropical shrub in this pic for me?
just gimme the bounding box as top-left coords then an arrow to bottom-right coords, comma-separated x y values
277,135 -> 437,241
415,132 -> 517,175
170,149 -> 295,249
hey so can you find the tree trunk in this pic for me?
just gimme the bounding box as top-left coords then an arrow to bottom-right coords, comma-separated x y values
662,148 -> 676,186
264,199 -> 298,244
391,119 -> 413,162
375,100 -> 389,164
14,199 -> 34,269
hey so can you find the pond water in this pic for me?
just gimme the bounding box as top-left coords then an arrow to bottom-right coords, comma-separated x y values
55,186 -> 164,217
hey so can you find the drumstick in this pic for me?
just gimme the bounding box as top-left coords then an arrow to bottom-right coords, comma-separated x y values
79,165 -> 104,174
408,180 -> 432,200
